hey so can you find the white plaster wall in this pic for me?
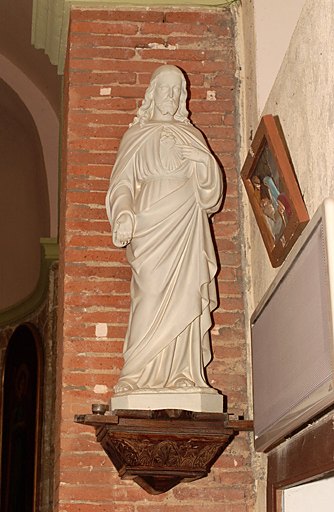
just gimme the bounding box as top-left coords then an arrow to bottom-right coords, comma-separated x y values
254,0 -> 305,114
284,476 -> 334,511
237,3 -> 334,510
244,0 -> 334,306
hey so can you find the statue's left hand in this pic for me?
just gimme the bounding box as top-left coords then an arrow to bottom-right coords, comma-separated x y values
113,212 -> 134,247
176,145 -> 210,165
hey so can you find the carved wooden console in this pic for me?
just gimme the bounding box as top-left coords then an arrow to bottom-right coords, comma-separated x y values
75,407 -> 253,494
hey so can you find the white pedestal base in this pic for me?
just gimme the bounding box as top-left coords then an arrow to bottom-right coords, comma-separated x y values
110,387 -> 225,413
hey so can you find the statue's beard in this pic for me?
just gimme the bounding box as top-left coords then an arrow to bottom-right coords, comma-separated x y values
155,99 -> 178,116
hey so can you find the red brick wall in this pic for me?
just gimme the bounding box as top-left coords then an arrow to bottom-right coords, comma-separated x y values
57,6 -> 254,511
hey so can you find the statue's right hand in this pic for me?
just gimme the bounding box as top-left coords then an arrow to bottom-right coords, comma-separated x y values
113,212 -> 134,247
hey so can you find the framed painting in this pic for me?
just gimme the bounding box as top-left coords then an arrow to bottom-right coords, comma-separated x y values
241,114 -> 309,267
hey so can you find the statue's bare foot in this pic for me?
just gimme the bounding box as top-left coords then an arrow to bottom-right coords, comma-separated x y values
173,377 -> 195,388
114,381 -> 137,394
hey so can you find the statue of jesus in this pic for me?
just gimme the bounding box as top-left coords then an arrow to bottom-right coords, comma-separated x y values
106,65 -> 224,399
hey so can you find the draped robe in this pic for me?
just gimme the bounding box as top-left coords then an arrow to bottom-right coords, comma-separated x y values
106,120 -> 223,392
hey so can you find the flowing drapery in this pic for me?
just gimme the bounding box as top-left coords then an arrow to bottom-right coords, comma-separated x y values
106,121 -> 223,390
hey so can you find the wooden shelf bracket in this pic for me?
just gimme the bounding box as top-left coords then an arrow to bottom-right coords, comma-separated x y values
75,406 -> 253,494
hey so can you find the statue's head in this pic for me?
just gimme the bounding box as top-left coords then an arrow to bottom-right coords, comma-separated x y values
131,65 -> 190,126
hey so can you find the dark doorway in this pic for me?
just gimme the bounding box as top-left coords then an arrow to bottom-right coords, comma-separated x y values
0,324 -> 42,512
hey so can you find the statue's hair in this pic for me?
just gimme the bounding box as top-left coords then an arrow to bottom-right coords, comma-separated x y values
130,65 -> 190,127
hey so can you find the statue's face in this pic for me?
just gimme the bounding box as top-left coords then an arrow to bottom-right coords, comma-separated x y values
153,71 -> 182,118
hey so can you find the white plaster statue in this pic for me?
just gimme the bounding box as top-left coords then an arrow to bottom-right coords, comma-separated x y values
106,65 -> 224,405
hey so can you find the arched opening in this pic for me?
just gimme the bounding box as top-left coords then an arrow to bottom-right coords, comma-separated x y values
0,78 -> 50,310
0,324 -> 43,512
